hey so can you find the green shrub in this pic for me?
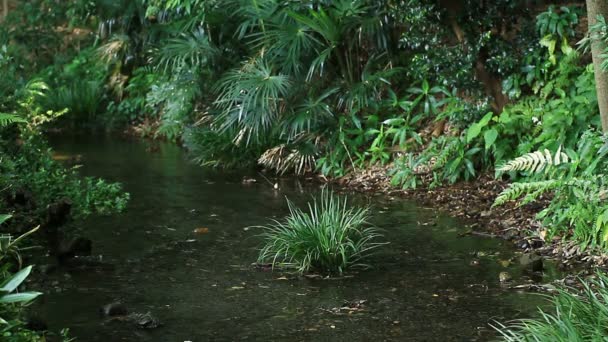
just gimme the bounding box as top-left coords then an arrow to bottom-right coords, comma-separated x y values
0,215 -> 45,342
183,127 -> 265,169
0,266 -> 46,342
256,190 -> 384,274
391,134 -> 485,189
493,130 -> 608,250
0,134 -> 129,218
495,272 -> 608,341
44,79 -> 104,124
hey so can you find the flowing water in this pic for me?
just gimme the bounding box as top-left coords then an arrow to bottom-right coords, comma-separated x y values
36,134 -> 555,341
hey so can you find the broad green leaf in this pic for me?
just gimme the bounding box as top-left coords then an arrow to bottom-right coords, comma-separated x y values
0,266 -> 33,293
466,113 -> 493,143
0,214 -> 11,225
484,129 -> 498,150
0,292 -> 42,304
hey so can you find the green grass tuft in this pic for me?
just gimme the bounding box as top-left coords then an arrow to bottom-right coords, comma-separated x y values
494,272 -> 608,341
256,190 -> 384,275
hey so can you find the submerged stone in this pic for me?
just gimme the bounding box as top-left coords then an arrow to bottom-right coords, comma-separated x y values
499,271 -> 512,283
520,253 -> 543,272
100,302 -> 128,317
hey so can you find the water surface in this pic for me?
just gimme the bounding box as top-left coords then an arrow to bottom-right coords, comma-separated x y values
38,135 -> 551,341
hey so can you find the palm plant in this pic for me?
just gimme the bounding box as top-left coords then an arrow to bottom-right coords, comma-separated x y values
214,57 -> 291,143
156,28 -> 219,73
206,0 -> 399,170
256,189 -> 384,274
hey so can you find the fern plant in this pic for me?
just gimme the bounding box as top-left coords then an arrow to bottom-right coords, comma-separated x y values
497,146 -> 569,173
0,113 -> 26,127
494,132 -> 608,250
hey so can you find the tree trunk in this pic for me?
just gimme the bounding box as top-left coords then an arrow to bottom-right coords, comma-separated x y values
2,0 -> 8,20
587,0 -> 608,132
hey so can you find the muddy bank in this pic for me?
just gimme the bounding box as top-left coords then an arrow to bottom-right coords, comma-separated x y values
331,165 -> 608,270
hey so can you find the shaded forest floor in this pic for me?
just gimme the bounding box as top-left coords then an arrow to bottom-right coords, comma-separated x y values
331,165 -> 608,270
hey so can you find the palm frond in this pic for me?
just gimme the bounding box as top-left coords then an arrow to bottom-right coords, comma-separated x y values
157,28 -> 218,73
214,58 -> 291,142
283,88 -> 337,140
252,20 -> 321,76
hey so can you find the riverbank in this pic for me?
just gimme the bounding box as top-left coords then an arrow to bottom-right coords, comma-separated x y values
330,164 -> 608,270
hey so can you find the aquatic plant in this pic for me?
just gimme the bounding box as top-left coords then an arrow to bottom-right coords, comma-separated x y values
256,190 -> 383,274
494,272 -> 608,341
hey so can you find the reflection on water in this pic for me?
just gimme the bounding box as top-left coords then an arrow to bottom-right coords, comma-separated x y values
37,134 -> 550,341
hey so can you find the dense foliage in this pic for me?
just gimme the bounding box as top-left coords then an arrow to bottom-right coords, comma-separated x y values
4,0 -> 608,338
2,0 -> 606,256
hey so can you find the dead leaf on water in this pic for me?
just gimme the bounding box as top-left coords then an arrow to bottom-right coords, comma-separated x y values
499,259 -> 511,267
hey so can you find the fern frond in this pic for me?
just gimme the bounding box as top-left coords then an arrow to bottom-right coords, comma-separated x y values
0,113 -> 26,127
497,146 -> 569,173
493,179 -> 561,207
432,137 -> 460,170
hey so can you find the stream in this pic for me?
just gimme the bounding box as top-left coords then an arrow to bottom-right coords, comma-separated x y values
35,134 -> 556,341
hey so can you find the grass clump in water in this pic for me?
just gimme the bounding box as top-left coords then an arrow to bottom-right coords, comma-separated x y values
495,272 -> 608,341
257,190 -> 383,275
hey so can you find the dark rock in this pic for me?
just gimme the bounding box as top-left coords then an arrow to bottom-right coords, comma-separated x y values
44,199 -> 72,229
520,253 -> 543,272
58,237 -> 92,261
25,316 -> 48,331
130,312 -> 162,329
7,188 -> 35,208
517,240 -> 530,250
100,302 -> 128,317
502,229 -> 518,241
530,239 -> 544,249
43,199 -> 72,257
108,312 -> 162,329
39,264 -> 58,275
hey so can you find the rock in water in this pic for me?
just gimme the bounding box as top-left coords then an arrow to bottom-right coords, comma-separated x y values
58,236 -> 93,261
499,271 -> 512,283
129,312 -> 162,329
520,253 -> 543,272
100,302 -> 128,317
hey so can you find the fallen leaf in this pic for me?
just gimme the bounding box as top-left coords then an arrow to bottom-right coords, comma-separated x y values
499,260 -> 511,267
